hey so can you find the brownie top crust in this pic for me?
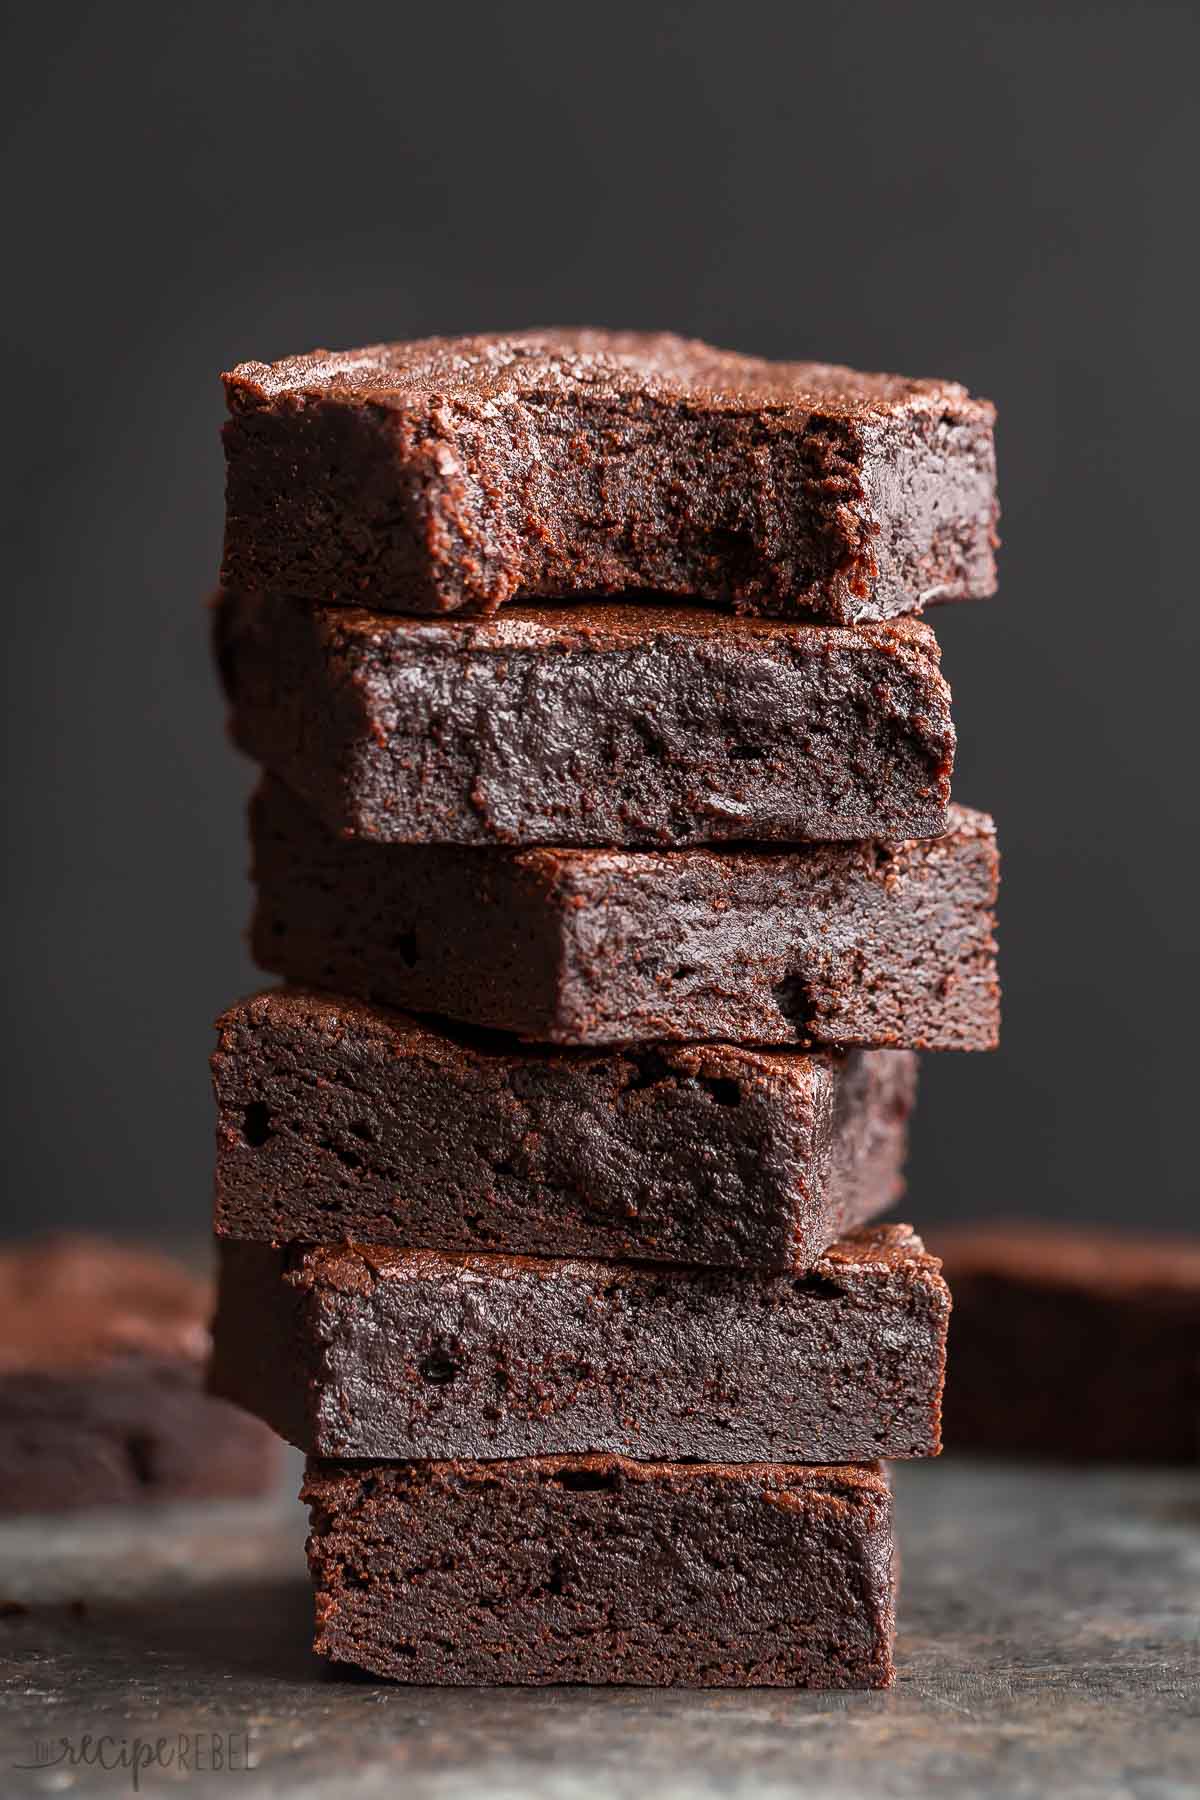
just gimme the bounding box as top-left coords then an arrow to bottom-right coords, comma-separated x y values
936,1222 -> 1200,1295
225,328 -> 993,427
0,1236 -> 210,1373
290,1221 -> 937,1299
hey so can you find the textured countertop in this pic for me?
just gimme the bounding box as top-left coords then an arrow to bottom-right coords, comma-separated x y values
1,1457 -> 1197,1798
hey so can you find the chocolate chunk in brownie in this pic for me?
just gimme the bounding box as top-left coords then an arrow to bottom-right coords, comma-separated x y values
937,1223 -> 1200,1463
212,988 -> 915,1271
215,594 -> 955,847
250,776 -> 998,1049
209,1226 -> 948,1462
222,328 -> 997,623
0,1237 -> 279,1514
302,1454 -> 895,1687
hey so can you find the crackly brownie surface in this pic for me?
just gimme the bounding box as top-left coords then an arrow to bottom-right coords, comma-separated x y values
0,1237 -> 278,1513
210,1225 -> 948,1462
216,594 -> 955,847
938,1223 -> 1200,1463
251,776 -> 998,1048
302,1454 -> 895,1687
212,988 -> 915,1271
222,328 -> 996,623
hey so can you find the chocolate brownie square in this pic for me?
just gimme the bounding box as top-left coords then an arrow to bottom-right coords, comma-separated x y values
222,328 -> 996,622
302,1454 -> 896,1687
212,988 -> 915,1271
215,594 -> 955,847
250,776 -> 999,1049
210,1225 -> 949,1462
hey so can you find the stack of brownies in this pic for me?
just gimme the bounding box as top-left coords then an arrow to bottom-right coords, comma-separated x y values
208,330 -> 1000,1688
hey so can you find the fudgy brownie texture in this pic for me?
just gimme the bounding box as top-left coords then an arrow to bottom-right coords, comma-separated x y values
222,328 -> 997,624
215,593 -> 955,847
211,988 -> 915,1271
0,1237 -> 279,1514
251,775 -> 999,1049
210,1225 -> 949,1461
302,1454 -> 896,1687
938,1223 -> 1200,1463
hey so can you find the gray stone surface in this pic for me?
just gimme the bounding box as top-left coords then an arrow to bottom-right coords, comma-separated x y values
0,1458 -> 1197,1798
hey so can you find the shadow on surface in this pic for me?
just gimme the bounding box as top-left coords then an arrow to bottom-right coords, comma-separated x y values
1,1572 -> 319,1694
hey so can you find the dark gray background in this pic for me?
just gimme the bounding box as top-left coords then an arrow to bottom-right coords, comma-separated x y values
2,1 -> 1196,1238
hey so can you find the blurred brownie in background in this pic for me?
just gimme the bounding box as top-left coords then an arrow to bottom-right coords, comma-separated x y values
0,1236 -> 280,1514
937,1223 -> 1200,1462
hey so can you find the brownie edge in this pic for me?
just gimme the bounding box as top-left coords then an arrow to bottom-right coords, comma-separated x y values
302,1454 -> 896,1687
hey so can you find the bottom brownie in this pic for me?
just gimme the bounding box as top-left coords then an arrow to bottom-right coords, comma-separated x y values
937,1222 -> 1200,1462
302,1455 -> 895,1687
0,1235 -> 280,1514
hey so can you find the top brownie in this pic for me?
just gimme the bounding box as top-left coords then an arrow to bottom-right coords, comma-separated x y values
222,329 -> 997,622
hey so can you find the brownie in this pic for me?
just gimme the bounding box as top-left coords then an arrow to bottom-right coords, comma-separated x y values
221,328 -> 997,624
938,1223 -> 1200,1463
212,988 -> 915,1271
301,1454 -> 896,1687
215,593 -> 955,847
0,1236 -> 279,1514
210,1225 -> 949,1461
251,775 -> 999,1049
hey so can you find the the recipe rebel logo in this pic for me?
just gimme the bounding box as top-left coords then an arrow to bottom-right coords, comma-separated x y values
13,1729 -> 254,1790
